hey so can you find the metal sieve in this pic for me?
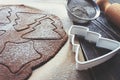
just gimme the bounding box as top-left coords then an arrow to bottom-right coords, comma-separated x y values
66,0 -> 100,23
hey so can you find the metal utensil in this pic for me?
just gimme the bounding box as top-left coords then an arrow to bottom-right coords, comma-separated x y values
69,25 -> 120,70
66,0 -> 100,23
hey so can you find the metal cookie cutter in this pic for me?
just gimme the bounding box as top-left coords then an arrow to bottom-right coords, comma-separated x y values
69,25 -> 120,70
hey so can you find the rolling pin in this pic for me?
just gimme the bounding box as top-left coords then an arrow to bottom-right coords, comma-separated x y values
96,0 -> 120,28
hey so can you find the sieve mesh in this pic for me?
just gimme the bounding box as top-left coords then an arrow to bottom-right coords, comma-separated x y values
68,0 -> 96,18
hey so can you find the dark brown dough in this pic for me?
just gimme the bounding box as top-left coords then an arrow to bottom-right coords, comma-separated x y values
0,5 -> 67,80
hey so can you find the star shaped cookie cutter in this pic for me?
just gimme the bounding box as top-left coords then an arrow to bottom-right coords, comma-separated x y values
69,25 -> 120,70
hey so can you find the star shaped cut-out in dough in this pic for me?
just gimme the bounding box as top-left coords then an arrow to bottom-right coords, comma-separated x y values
0,26 -> 34,53
0,41 -> 41,73
0,5 -> 68,80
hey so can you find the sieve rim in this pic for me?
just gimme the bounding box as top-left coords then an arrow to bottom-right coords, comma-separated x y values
66,0 -> 100,21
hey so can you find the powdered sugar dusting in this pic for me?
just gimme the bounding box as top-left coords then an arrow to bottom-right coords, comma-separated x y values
0,7 -> 11,24
34,40 -> 61,55
0,5 -> 67,80
0,41 -> 41,73
14,12 -> 46,31
23,18 -> 61,39
0,30 -> 5,36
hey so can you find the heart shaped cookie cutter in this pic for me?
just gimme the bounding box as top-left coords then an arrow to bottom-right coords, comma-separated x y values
69,25 -> 120,70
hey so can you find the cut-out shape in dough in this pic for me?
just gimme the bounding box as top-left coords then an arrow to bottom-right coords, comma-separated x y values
22,18 -> 61,40
0,8 -> 11,25
0,30 -> 5,36
14,12 -> 46,31
0,41 -> 41,73
0,5 -> 68,80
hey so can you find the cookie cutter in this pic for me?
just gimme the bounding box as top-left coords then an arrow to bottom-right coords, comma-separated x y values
69,25 -> 120,70
66,0 -> 100,23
